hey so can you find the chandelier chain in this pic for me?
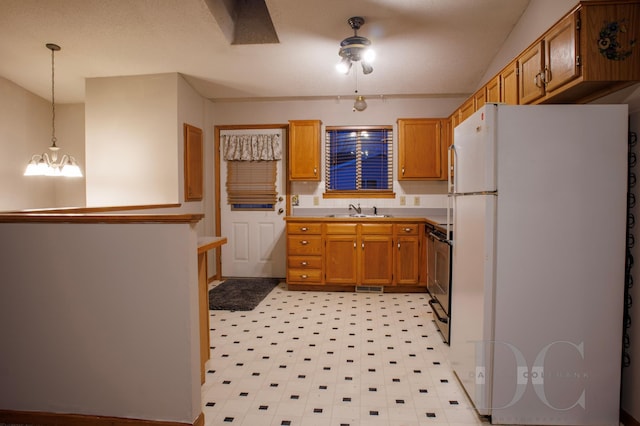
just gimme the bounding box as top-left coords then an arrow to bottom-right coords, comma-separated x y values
50,45 -> 57,147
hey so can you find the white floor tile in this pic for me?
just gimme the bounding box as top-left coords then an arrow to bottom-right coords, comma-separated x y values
203,286 -> 479,426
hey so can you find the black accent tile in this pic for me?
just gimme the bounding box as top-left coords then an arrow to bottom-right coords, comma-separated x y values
426,412 -> 437,418
223,417 -> 234,422
450,400 -> 459,405
369,410 -> 379,416
205,402 -> 215,407
281,421 -> 292,426
392,378 -> 400,383
396,399 -> 405,404
222,380 -> 231,384
440,379 -> 448,383
342,397 -> 352,402
290,395 -> 299,400
419,389 -> 428,393
259,405 -> 268,410
319,385 -> 327,390
313,408 -> 323,413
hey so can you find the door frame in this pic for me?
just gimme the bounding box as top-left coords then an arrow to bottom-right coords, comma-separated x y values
214,124 -> 290,279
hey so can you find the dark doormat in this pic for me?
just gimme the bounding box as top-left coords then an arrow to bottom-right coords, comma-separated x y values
209,277 -> 282,311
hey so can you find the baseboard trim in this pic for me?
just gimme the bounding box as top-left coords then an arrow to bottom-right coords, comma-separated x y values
0,409 -> 204,426
622,409 -> 640,426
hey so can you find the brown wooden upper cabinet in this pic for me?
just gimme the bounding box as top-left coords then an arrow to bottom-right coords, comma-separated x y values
519,1 -> 640,104
289,120 -> 321,181
485,75 -> 501,103
500,59 -> 519,105
184,123 -> 203,201
397,118 -> 446,181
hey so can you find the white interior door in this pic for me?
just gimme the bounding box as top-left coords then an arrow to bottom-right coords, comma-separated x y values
220,129 -> 287,278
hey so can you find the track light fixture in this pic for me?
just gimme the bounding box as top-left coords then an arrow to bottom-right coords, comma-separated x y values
336,16 -> 375,75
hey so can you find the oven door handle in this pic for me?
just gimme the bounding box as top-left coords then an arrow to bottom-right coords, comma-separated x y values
429,299 -> 448,324
429,232 -> 449,244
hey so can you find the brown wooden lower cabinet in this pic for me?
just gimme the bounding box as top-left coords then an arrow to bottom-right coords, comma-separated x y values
286,218 -> 426,290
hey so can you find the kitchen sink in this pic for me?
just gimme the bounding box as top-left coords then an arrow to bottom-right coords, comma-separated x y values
326,213 -> 392,218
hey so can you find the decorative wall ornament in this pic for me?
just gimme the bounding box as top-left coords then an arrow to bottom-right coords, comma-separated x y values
598,19 -> 636,61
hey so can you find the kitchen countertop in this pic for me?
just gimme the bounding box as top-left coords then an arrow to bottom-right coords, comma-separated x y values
286,207 -> 451,230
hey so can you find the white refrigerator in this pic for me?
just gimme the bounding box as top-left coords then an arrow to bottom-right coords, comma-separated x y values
449,103 -> 628,425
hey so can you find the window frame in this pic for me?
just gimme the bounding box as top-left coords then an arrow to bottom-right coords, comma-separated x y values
323,125 -> 395,199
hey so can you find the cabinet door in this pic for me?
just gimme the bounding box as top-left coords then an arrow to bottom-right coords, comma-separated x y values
184,124 -> 203,201
325,235 -> 358,284
474,87 -> 487,111
397,118 -> 443,180
485,76 -> 500,103
360,235 -> 393,285
500,60 -> 519,105
289,120 -> 321,181
396,235 -> 420,285
544,12 -> 579,94
459,97 -> 475,123
518,41 -> 545,104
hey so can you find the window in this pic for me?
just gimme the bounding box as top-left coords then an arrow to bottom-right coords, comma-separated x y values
325,126 -> 393,195
226,160 -> 277,210
222,133 -> 282,210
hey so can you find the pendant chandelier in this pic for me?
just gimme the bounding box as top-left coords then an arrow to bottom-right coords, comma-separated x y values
24,43 -> 82,177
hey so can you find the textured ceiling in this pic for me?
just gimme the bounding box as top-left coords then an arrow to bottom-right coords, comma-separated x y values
0,0 -> 530,104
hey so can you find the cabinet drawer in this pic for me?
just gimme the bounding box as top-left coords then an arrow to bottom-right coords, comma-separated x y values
288,236 -> 322,255
288,268 -> 323,283
361,223 -> 393,235
395,224 -> 420,235
326,223 -> 357,234
288,256 -> 322,269
287,222 -> 322,234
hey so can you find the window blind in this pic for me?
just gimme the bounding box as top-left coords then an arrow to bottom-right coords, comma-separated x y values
226,160 -> 277,206
325,127 -> 393,191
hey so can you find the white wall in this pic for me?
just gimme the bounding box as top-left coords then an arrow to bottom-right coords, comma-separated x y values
211,96 -> 465,211
85,73 -> 180,207
0,220 -> 201,424
53,103 -> 86,207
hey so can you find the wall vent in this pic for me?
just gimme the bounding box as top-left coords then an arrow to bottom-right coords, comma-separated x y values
355,286 -> 384,293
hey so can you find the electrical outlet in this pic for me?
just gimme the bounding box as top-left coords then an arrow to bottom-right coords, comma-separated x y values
399,196 -> 406,206
291,194 -> 299,206
414,196 -> 420,206
313,196 -> 319,206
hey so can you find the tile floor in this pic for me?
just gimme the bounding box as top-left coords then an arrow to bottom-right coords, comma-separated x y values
202,282 -> 489,426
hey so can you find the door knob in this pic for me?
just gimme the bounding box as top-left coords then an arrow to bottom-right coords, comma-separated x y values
278,208 -> 284,214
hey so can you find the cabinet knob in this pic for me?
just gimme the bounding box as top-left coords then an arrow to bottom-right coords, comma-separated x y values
401,167 -> 405,175
301,261 -> 308,266
313,168 -> 317,175
300,227 -> 308,231
403,227 -> 412,232
300,274 -> 308,279
300,240 -> 309,245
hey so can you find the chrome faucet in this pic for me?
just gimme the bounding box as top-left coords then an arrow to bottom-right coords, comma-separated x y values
348,203 -> 362,214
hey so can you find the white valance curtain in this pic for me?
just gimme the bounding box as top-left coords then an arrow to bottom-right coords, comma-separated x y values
222,134 -> 282,161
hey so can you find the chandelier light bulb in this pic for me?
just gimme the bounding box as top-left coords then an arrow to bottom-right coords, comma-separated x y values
353,95 -> 367,112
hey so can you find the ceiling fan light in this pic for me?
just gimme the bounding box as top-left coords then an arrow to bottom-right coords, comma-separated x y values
362,48 -> 375,63
336,57 -> 352,74
361,62 -> 373,75
353,95 -> 367,112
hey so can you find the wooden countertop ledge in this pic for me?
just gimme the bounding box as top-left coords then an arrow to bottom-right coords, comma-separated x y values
0,213 -> 204,224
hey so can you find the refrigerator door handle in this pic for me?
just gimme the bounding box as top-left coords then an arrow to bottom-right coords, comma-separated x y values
448,145 -> 457,194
